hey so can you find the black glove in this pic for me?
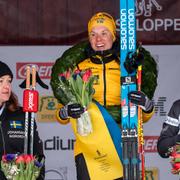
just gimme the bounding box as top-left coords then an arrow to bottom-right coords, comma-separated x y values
124,50 -> 144,74
128,91 -> 154,113
59,104 -> 84,119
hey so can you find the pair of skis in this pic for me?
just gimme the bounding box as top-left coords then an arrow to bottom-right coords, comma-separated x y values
120,0 -> 145,180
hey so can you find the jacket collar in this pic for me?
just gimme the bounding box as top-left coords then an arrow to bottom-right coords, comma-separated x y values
85,40 -> 119,64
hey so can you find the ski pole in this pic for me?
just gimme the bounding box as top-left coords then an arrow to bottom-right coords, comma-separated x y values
23,65 -> 39,155
23,66 -> 30,154
137,46 -> 145,180
30,65 -> 38,155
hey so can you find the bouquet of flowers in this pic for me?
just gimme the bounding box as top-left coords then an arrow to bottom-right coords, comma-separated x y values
59,68 -> 96,136
170,143 -> 180,175
1,154 -> 44,180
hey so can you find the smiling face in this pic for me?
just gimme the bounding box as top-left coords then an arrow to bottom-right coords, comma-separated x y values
0,75 -> 12,106
89,26 -> 114,51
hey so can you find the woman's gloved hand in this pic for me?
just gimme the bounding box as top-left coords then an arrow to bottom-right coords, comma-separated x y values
59,104 -> 84,119
128,91 -> 154,113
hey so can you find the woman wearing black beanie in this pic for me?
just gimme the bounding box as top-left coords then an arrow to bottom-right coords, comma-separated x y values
0,61 -> 45,179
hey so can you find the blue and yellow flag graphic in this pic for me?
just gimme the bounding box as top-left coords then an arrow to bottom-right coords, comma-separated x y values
10,121 -> 23,129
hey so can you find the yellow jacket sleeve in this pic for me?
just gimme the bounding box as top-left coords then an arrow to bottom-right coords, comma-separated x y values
142,107 -> 155,123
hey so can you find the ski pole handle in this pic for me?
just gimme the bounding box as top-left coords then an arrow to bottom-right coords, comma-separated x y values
26,66 -> 31,89
32,65 -> 36,89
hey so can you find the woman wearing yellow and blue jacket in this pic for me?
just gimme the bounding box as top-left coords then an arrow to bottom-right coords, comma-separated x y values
51,12 -> 158,180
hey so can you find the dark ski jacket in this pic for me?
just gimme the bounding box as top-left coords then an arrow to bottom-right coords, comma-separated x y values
0,104 -> 45,179
157,100 -> 180,158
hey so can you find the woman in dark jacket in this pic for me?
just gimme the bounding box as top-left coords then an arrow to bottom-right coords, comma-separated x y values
0,61 -> 45,179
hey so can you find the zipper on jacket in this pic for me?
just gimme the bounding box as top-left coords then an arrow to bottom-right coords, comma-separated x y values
103,62 -> 106,106
99,57 -> 106,107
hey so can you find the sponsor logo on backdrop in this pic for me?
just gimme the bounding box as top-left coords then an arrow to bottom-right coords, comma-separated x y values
136,0 -> 162,17
154,96 -> 167,116
144,136 -> 158,153
141,167 -> 159,180
44,137 -> 75,151
17,62 -> 50,90
116,0 -> 180,32
16,62 -> 53,79
136,0 -> 180,32
37,96 -> 58,122
45,167 -> 67,180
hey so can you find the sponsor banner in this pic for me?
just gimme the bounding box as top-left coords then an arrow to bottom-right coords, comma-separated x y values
16,62 -> 53,79
0,0 -> 180,45
42,135 -> 158,153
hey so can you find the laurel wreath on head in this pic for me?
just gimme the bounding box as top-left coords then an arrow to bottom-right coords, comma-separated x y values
50,40 -> 158,105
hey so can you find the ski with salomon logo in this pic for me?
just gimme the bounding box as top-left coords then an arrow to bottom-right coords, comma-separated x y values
120,0 -> 140,179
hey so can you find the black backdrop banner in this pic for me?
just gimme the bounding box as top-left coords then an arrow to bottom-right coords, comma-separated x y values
0,0 -> 179,45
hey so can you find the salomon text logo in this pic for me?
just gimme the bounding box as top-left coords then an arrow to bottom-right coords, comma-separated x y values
128,9 -> 135,50
120,9 -> 127,50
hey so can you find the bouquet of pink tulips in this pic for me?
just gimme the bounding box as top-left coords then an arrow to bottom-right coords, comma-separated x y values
59,68 -> 96,136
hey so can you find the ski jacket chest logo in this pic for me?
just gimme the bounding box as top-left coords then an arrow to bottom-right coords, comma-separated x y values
9,120 -> 23,129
